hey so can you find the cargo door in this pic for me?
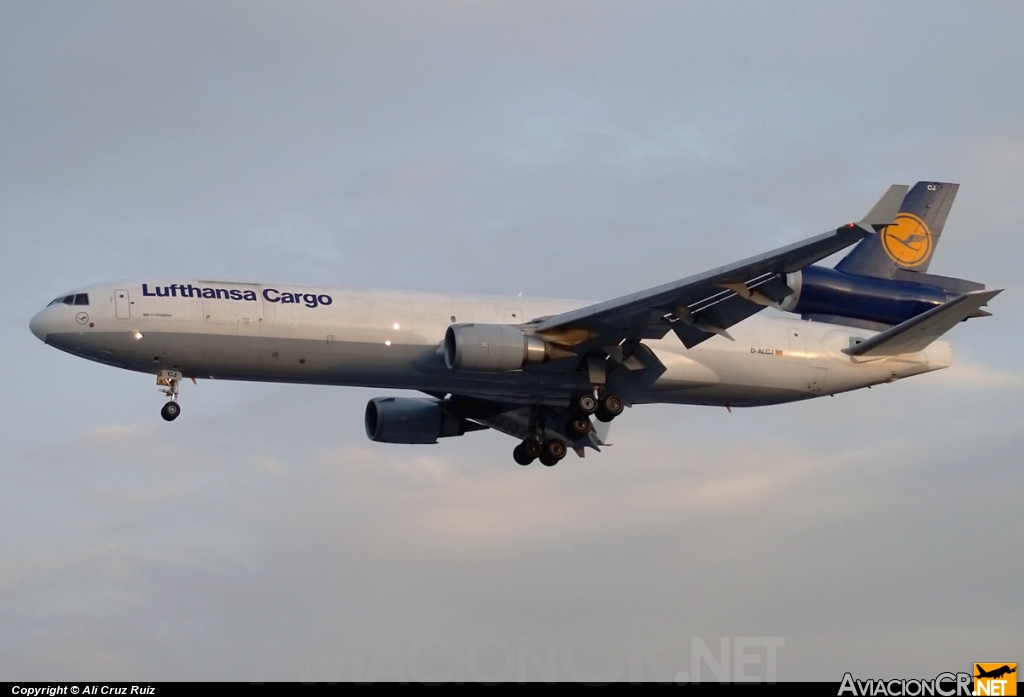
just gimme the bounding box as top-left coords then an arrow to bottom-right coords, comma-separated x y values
115,289 -> 130,319
201,283 -> 264,325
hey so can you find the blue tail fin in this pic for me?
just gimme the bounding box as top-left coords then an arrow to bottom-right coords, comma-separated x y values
836,182 -> 959,278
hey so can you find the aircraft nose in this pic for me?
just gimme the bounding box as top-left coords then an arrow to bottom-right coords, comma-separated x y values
29,308 -> 55,342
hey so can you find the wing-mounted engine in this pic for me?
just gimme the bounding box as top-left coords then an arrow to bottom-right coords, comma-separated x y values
364,397 -> 485,444
444,323 -> 569,371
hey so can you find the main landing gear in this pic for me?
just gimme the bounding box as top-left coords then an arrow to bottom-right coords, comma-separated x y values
513,438 -> 566,467
574,391 -> 623,423
512,392 -> 625,466
565,392 -> 622,439
513,404 -> 569,466
157,370 -> 182,422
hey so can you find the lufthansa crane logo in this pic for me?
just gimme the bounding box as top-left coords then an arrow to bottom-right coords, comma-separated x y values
882,212 -> 933,267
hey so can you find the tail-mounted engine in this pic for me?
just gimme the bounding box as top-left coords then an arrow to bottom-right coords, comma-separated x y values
780,265 -> 954,328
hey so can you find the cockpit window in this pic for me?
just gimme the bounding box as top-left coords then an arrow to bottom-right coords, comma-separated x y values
47,294 -> 86,306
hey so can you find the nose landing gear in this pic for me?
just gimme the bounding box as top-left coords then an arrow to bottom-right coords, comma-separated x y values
157,370 -> 182,422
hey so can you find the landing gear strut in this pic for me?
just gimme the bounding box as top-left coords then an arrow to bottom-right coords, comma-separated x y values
157,370 -> 182,422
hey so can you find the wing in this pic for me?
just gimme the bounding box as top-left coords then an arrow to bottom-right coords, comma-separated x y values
439,225 -> 870,447
434,224 -> 874,455
532,224 -> 871,353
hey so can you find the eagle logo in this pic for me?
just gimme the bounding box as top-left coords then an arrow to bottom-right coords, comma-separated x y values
881,212 -> 932,267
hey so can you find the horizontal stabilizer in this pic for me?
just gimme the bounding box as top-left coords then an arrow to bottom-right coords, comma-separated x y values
860,184 -> 910,230
843,289 -> 1002,357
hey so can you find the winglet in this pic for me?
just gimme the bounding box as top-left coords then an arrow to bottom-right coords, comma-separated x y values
843,289 -> 1002,357
859,184 -> 910,231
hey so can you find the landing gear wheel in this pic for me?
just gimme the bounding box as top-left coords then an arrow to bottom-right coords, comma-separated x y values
522,438 -> 542,459
568,417 -> 592,438
595,394 -> 624,422
161,401 -> 181,422
574,393 -> 598,416
602,394 -> 624,416
157,370 -> 183,422
513,442 -> 535,466
540,439 -> 567,466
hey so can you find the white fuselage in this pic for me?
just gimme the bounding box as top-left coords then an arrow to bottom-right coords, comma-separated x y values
29,279 -> 951,407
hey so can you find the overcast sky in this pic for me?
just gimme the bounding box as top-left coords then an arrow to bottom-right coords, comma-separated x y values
1,1 -> 1021,682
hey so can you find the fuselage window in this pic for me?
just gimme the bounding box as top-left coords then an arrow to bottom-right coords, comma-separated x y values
74,293 -> 89,306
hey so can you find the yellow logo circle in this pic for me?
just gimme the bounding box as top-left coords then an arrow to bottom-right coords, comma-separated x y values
881,212 -> 932,267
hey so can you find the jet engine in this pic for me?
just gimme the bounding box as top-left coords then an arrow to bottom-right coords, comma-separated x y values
781,265 -> 949,327
364,397 -> 471,444
444,323 -> 548,371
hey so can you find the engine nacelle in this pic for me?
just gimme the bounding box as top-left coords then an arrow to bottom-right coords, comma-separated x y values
780,265 -> 949,327
444,323 -> 547,371
364,397 -> 467,444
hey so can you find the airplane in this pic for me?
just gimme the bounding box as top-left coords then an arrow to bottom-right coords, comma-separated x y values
29,181 -> 1001,466
975,665 -> 1017,680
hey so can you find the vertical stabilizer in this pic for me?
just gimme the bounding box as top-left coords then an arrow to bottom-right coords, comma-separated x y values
836,182 -> 959,278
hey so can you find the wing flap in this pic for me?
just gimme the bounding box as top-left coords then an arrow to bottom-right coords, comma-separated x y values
842,289 -> 1002,357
